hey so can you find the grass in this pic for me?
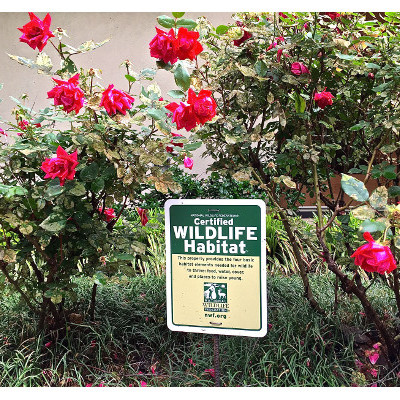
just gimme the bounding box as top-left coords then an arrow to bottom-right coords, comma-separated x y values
3,272 -> 399,387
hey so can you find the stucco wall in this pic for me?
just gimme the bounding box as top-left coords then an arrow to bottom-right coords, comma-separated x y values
0,12 -> 234,176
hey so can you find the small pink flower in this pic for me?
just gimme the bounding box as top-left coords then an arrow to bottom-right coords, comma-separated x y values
128,384 -> 133,387
140,380 -> 147,387
0,128 -> 7,136
359,311 -> 366,317
151,365 -> 156,374
268,323 -> 273,330
370,383 -> 378,387
205,369 -> 215,378
98,382 -> 106,387
306,359 -> 310,367
90,340 -> 96,348
145,317 -> 149,322
44,341 -> 52,348
303,23 -> 309,30
373,343 -> 381,350
184,156 -> 193,170
18,120 -> 29,131
189,358 -> 196,366
98,207 -> 116,223
85,384 -> 93,387
369,353 -> 380,365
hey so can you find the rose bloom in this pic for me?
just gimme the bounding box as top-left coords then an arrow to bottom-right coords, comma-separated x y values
18,120 -> 29,131
41,146 -> 78,186
98,207 -> 116,223
165,102 -> 198,131
314,88 -> 334,109
351,232 -> 397,274
325,12 -> 340,20
18,12 -> 54,52
184,156 -> 194,170
137,208 -> 148,226
166,132 -> 184,153
189,89 -> 217,125
149,27 -> 178,64
100,84 -> 135,116
176,27 -> 203,60
47,74 -> 85,114
233,22 -> 252,47
291,62 -> 310,76
0,128 -> 6,136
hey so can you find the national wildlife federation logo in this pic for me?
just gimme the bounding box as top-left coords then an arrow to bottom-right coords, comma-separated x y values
203,283 -> 227,303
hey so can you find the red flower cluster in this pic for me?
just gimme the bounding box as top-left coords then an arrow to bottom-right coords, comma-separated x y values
324,12 -> 341,20
18,12 -> 54,52
137,208 -> 148,226
150,27 -> 203,64
17,120 -> 41,135
100,84 -> 135,116
41,146 -> 78,186
47,74 -> 85,114
166,89 -> 217,131
98,207 -> 116,222
314,88 -> 334,109
351,232 -> 397,274
291,62 -> 310,76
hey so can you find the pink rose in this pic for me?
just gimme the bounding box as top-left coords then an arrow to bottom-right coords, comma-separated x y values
184,156 -> 193,170
41,146 -> 78,186
176,27 -> 203,61
100,84 -> 135,116
140,381 -> 147,387
351,232 -> 397,274
291,62 -> 310,76
18,12 -> 54,52
314,88 -> 334,109
277,49 -> 283,63
137,208 -> 148,226
44,341 -> 52,348
368,72 -> 375,80
0,128 -> 6,136
98,207 -> 116,223
18,120 -> 29,131
149,27 -> 178,64
47,74 -> 85,114
204,369 -> 215,378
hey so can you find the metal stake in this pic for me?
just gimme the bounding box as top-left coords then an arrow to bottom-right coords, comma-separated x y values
213,334 -> 221,387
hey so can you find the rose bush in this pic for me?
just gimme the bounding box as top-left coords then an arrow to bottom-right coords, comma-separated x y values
0,12 -> 200,331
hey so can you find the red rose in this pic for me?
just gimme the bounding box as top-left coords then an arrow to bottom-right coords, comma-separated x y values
325,12 -> 340,20
176,27 -> 203,60
100,84 -> 135,116
0,128 -> 6,136
137,208 -> 148,226
18,12 -> 54,52
98,207 -> 116,222
188,89 -> 217,125
368,73 -> 375,80
165,102 -> 197,131
166,132 -> 184,153
47,74 -> 85,114
314,88 -> 334,109
279,12 -> 288,19
166,89 -> 217,131
149,27 -> 178,64
41,146 -> 78,186
351,232 -> 397,274
233,22 -> 252,47
18,120 -> 29,131
291,62 -> 310,76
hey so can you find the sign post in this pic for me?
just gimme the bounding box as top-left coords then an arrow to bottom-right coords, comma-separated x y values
165,199 -> 267,337
165,199 -> 267,385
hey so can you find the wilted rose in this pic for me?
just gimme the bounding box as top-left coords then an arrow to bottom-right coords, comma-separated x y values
149,27 -> 178,64
166,132 -> 184,153
291,62 -> 310,76
351,232 -> 397,274
176,27 -> 203,60
41,146 -> 78,186
47,74 -> 85,114
314,88 -> 334,109
137,208 -> 148,226
18,12 -> 54,52
100,84 -> 135,116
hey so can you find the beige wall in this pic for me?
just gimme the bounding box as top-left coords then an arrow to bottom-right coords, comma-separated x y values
0,12 -> 234,176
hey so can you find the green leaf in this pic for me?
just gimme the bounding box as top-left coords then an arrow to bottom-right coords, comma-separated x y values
80,162 -> 99,182
172,12 -> 185,18
383,165 -> 397,180
174,63 -> 191,91
40,213 -> 67,233
168,90 -> 186,99
254,60 -> 268,77
125,74 -> 136,83
372,82 -> 390,92
351,205 -> 375,220
176,19 -> 197,30
359,219 -> 386,233
147,108 -> 166,121
115,253 -> 135,261
336,53 -> 357,60
184,142 -> 202,151
369,186 -> 388,209
0,184 -> 28,198
76,39 -> 110,53
294,92 -> 306,113
69,181 -> 86,197
7,53 -> 53,75
45,181 -> 65,198
388,186 -> 400,197
91,177 -> 105,193
93,271 -> 107,285
366,63 -> 380,69
157,15 -> 175,28
216,25 -> 229,35
341,174 -> 369,202
58,57 -> 77,75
